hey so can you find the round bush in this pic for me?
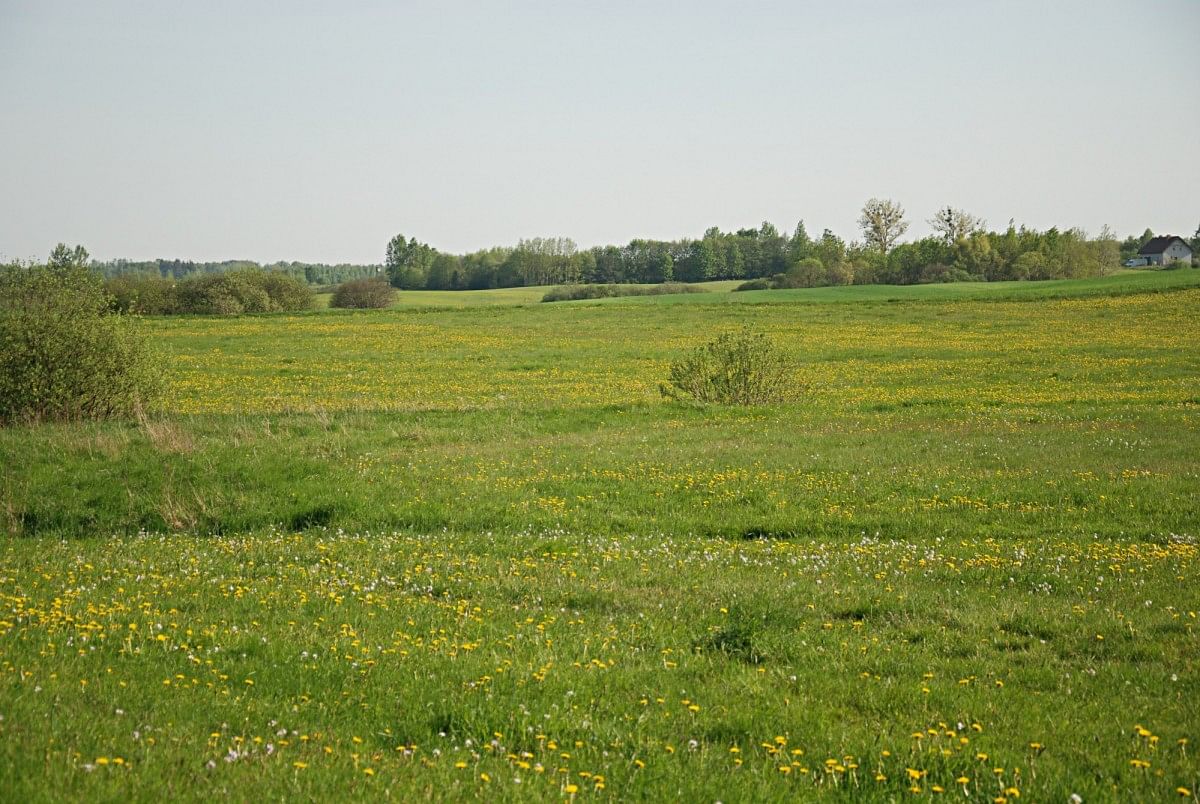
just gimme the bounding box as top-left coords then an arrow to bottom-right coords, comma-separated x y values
733,278 -> 772,292
331,278 -> 396,309
660,328 -> 792,406
0,257 -> 164,424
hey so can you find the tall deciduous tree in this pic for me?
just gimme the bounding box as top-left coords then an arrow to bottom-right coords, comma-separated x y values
927,207 -> 984,245
858,198 -> 909,253
47,243 -> 90,270
789,219 -> 813,260
385,234 -> 435,289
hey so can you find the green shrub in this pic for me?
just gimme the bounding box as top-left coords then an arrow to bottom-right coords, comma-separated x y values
331,277 -> 396,309
172,270 -> 314,315
258,270 -> 317,311
105,274 -> 180,314
733,278 -> 772,292
660,328 -> 792,406
0,251 -> 164,425
777,257 -> 828,288
916,263 -> 978,284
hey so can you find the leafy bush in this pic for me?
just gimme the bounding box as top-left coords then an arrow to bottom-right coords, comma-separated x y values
916,263 -> 978,284
105,269 -> 314,315
331,277 -> 396,309
734,259 -> 853,292
733,278 -> 772,292
257,270 -> 317,311
776,257 -> 828,288
660,328 -> 792,406
0,251 -> 164,425
542,282 -> 707,302
106,274 -> 180,314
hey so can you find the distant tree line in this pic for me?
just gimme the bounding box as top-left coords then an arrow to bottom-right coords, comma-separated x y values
386,202 -> 1183,292
84,205 -> 1198,296
93,258 -> 383,286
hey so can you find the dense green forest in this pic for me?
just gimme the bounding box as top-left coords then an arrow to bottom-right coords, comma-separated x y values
88,206 -> 1197,292
384,209 -> 1197,291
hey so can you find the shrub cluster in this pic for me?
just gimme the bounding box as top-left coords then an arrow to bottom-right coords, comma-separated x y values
106,270 -> 314,315
1,258 -> 163,425
660,328 -> 792,406
734,255 -> 979,291
733,278 -> 772,292
330,277 -> 396,309
542,282 -> 708,302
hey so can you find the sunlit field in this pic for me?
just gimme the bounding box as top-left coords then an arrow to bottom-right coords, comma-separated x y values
166,275 -> 1198,415
2,271 -> 1198,801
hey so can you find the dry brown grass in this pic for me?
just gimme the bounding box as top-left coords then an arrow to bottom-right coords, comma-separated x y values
137,413 -> 195,454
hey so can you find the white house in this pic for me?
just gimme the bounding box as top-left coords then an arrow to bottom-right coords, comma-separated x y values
1138,235 -> 1193,266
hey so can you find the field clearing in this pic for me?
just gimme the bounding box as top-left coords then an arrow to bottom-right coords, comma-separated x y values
163,278 -> 1199,416
311,270 -> 1199,312
314,285 -> 556,310
2,272 -> 1199,800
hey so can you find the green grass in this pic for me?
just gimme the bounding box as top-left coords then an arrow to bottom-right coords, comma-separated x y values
585,268 -> 1200,307
1,270 -> 1198,800
315,281 -> 752,311
315,269 -> 1200,312
1,532 -> 1194,801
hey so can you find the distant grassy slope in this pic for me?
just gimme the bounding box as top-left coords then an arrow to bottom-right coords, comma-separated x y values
575,268 -> 1200,306
312,285 -> 549,310
354,281 -> 744,309
313,269 -> 1199,311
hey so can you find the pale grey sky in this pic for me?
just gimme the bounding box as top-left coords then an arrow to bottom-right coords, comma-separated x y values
1,0 -> 1197,264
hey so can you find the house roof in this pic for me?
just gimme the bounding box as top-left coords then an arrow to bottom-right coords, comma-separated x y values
1138,235 -> 1190,255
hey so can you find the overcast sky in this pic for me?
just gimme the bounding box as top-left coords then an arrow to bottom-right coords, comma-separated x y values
1,0 -> 1197,264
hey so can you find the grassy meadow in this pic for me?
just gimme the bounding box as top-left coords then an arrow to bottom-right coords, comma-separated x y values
1,269 -> 1198,801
